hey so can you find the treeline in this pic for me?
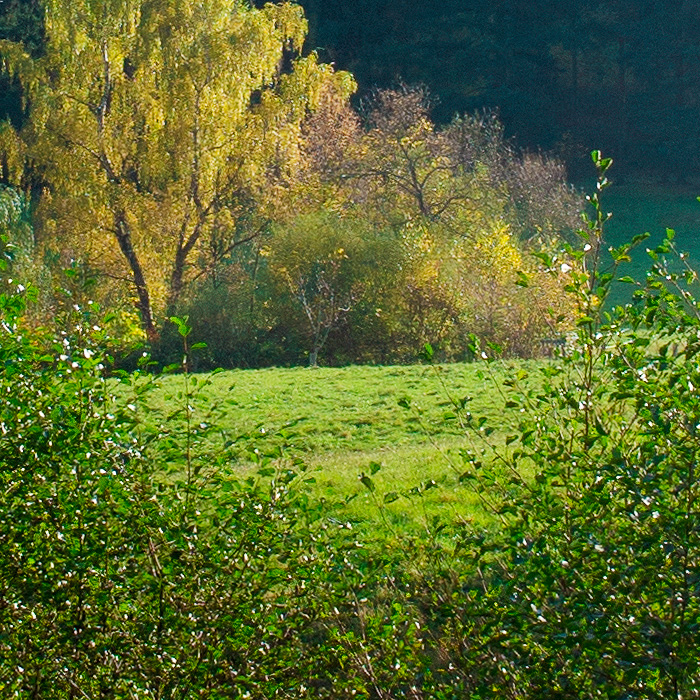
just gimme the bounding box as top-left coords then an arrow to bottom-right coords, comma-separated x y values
5,0 -> 700,179
0,0 -> 581,368
300,0 -> 700,179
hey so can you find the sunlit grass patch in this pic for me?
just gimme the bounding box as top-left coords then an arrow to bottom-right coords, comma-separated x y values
132,359 -> 548,533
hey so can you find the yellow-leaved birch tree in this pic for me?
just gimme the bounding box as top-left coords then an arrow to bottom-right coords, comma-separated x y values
0,0 -> 353,339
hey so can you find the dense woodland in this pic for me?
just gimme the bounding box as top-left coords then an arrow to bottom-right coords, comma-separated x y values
298,0 -> 700,180
5,0 -> 697,366
6,0 -> 700,179
0,0 -> 585,367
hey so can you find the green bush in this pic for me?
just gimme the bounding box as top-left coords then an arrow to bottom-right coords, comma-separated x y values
0,291 -> 352,697
0,285 -> 447,698
441,155 -> 700,697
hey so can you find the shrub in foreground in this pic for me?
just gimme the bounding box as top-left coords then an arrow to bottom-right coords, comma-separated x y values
445,156 -> 700,697
0,290 -> 444,698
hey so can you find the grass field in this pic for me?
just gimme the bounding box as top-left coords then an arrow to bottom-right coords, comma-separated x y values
599,178 -> 700,305
136,360 -> 545,534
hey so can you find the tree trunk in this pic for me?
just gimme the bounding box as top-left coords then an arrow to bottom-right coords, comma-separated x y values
308,347 -> 319,368
113,209 -> 157,342
168,217 -> 206,312
168,244 -> 188,313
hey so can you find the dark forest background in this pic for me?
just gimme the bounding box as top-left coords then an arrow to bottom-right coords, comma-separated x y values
298,0 -> 700,181
2,0 -> 700,180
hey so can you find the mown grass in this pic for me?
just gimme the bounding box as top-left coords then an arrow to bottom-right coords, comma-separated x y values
128,183 -> 700,534
135,360 -> 547,533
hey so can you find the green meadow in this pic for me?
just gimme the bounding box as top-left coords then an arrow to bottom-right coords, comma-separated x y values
601,179 -> 700,304
127,182 -> 700,535
138,360 -> 545,533
132,182 -> 700,529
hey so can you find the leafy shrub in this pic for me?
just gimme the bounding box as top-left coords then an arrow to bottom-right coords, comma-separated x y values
441,154 -> 700,697
0,290 -> 360,697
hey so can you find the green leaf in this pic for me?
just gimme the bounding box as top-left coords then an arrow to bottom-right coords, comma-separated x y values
170,315 -> 192,337
359,473 -> 375,492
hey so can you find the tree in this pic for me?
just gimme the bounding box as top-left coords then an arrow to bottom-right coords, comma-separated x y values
0,0 -> 44,147
334,87 -> 578,359
269,211 -> 371,367
0,0 -> 351,340
353,86 -> 476,226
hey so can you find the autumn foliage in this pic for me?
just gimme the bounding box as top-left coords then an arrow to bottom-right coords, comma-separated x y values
1,1 -> 581,366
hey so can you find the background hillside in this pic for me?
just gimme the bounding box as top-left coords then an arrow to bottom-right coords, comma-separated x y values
298,0 -> 700,180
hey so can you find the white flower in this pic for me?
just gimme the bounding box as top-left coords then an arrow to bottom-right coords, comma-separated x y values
83,348 -> 94,359
560,263 -> 572,273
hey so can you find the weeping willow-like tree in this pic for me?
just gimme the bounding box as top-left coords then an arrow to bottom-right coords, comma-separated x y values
0,0 -> 353,339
